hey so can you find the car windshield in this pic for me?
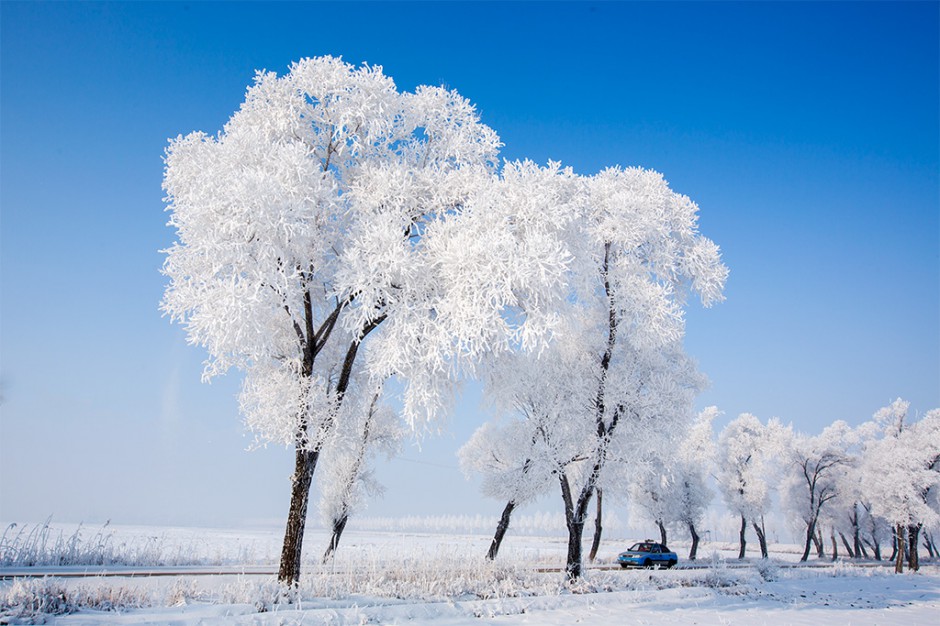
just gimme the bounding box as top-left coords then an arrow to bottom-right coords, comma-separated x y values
629,543 -> 651,552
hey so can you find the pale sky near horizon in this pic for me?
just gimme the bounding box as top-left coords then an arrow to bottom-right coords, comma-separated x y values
1,1 -> 937,530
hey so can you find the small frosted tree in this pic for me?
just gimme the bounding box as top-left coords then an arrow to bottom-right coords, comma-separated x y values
627,455 -> 672,546
318,380 -> 403,562
629,407 -> 717,559
782,421 -> 851,562
716,413 -> 791,559
670,406 -> 718,559
860,400 -> 940,572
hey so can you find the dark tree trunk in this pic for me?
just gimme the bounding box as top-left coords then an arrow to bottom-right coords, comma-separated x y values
488,500 -> 516,560
276,316 -> 384,585
566,519 -> 586,580
813,526 -> 825,558
688,522 -> 700,560
860,538 -> 873,560
830,528 -> 839,561
753,520 -> 768,559
851,507 -> 862,558
908,524 -> 921,571
839,531 -> 855,558
322,514 -> 349,563
657,520 -> 668,547
894,524 -> 905,573
737,516 -> 747,559
924,530 -> 937,558
800,520 -> 817,562
588,489 -> 603,562
889,527 -> 898,563
278,448 -> 319,584
560,471 -> 594,581
561,243 -> 621,582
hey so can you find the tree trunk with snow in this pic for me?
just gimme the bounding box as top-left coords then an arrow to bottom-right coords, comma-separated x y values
839,532 -> 855,558
323,514 -> 349,563
657,520 -> 668,547
814,526 -> 825,558
561,478 -> 587,579
800,519 -> 817,562
588,489 -> 603,562
908,524 -> 921,571
279,448 -> 319,584
894,524 -> 905,573
737,516 -> 747,559
753,519 -> 769,559
688,522 -> 700,560
830,528 -> 839,561
923,531 -> 937,558
487,500 -> 516,560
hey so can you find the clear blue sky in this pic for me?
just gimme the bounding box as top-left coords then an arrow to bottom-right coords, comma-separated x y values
1,1 -> 937,528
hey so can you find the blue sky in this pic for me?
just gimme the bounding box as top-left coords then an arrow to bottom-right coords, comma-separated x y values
1,1 -> 937,528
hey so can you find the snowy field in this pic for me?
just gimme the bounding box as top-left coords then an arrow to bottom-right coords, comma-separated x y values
2,522 -> 938,625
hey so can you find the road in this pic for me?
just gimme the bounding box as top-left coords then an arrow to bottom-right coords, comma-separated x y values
0,560 -> 896,580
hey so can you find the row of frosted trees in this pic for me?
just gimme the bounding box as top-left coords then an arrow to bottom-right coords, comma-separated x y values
463,399 -> 937,574
161,56 -> 934,585
711,400 -> 939,573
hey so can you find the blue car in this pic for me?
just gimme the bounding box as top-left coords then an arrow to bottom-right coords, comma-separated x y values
617,541 -> 678,569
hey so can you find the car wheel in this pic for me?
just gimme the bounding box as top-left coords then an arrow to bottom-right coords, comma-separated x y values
667,559 -> 677,569
620,563 -> 629,569
643,558 -> 652,568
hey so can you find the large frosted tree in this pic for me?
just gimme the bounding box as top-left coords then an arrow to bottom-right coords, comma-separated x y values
161,57 -> 571,583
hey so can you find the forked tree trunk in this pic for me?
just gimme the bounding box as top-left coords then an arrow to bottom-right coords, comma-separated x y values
688,522 -> 700,560
737,516 -> 747,559
814,527 -> 825,558
560,470 -> 596,581
277,317 -> 384,585
323,514 -> 349,563
278,448 -> 319,584
924,531 -> 937,558
908,524 -> 921,571
860,538 -> 873,560
753,520 -> 768,559
851,507 -> 862,558
894,524 -> 905,573
588,489 -> 603,562
488,500 -> 516,560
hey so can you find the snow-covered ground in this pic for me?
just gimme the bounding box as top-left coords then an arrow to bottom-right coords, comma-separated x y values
2,523 -> 938,625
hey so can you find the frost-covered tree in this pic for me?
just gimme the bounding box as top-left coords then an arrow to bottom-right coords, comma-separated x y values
162,57 -> 573,583
716,413 -> 791,559
669,406 -> 718,560
458,314 -> 606,561
782,421 -> 851,562
628,456 -> 672,546
318,380 -> 402,562
859,400 -> 940,572
630,407 -> 717,559
462,165 -> 726,579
